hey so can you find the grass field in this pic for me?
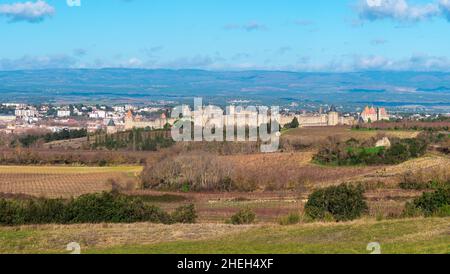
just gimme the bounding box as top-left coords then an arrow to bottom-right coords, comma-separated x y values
0,218 -> 448,254
0,165 -> 143,198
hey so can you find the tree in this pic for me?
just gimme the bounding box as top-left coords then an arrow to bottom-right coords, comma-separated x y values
284,117 -> 300,129
290,117 -> 299,128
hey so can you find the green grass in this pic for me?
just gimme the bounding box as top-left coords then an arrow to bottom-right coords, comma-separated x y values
1,217 -> 447,254
88,218 -> 450,254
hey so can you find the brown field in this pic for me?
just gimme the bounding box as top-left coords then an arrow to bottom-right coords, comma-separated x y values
0,166 -> 142,198
0,151 -> 447,222
133,153 -> 449,223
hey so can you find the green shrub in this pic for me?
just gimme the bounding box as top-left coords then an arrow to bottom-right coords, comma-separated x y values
402,202 -> 423,218
171,204 -> 197,223
404,188 -> 450,217
305,184 -> 368,222
279,212 -> 301,225
230,208 -> 256,225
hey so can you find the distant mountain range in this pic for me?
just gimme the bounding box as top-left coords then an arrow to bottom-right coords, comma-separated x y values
0,69 -> 449,110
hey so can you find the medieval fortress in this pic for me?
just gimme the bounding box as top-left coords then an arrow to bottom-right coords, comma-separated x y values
109,105 -> 389,133
280,106 -> 355,127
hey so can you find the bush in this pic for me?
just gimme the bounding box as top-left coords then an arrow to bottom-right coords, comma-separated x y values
279,212 -> 301,225
404,187 -> 450,217
0,192 -> 197,226
230,208 -> 256,225
305,184 -> 368,222
64,192 -> 167,223
171,204 -> 197,223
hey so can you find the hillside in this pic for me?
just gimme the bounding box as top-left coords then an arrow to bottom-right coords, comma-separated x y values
0,69 -> 449,110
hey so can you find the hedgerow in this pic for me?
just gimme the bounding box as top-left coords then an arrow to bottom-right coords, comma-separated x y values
0,192 -> 196,226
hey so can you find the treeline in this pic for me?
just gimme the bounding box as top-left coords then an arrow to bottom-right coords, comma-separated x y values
313,136 -> 428,166
91,128 -> 174,151
0,192 -> 197,226
13,129 -> 87,148
44,128 -> 87,142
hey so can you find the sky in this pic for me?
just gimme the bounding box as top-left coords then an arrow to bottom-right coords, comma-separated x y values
1,0 -> 450,71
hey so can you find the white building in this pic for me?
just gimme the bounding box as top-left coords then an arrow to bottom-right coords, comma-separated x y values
15,108 -> 38,118
57,110 -> 71,118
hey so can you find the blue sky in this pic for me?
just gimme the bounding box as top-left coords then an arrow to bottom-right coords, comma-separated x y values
1,0 -> 450,71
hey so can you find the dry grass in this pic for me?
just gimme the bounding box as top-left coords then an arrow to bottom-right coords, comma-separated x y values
0,223 -> 254,253
346,154 -> 450,187
43,137 -> 88,150
0,218 -> 448,254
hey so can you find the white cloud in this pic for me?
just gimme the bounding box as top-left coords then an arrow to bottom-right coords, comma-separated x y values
0,0 -> 55,23
2,52 -> 450,72
127,58 -> 143,67
440,0 -> 450,20
357,0 -> 450,22
333,54 -> 450,72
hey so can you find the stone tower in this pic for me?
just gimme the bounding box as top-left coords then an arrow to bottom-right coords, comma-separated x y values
327,105 -> 339,126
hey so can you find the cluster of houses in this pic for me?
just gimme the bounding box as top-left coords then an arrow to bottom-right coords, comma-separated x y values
0,103 -> 168,135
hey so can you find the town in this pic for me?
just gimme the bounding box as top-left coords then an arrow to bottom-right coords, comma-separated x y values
2,101 -> 446,137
